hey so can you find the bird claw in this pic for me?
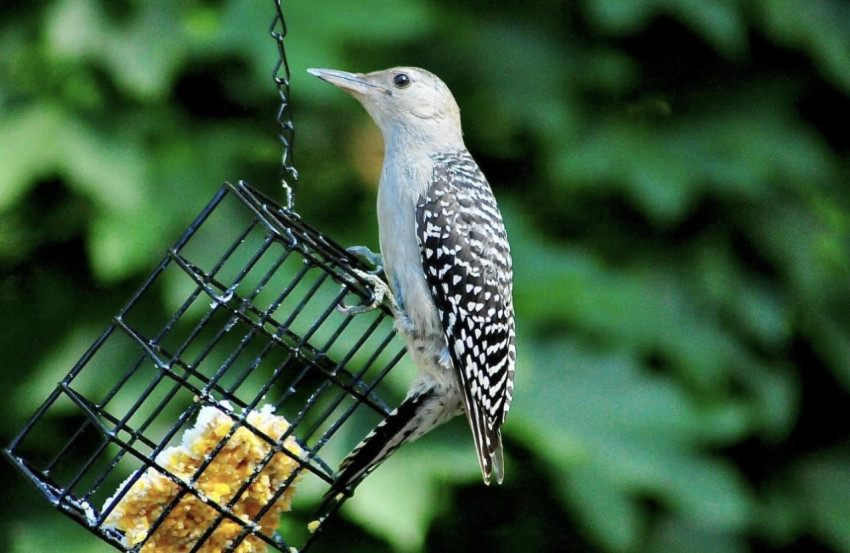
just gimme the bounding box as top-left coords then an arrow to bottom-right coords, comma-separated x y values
346,245 -> 384,275
338,246 -> 392,315
338,268 -> 394,316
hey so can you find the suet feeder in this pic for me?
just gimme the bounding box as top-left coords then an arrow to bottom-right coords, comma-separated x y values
4,3 -> 402,552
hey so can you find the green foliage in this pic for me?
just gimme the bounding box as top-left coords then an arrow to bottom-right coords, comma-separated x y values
2,1 -> 849,553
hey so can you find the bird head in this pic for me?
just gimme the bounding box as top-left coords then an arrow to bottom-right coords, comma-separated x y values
308,67 -> 464,149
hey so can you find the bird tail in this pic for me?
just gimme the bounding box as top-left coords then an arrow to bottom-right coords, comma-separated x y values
322,386 -> 458,507
461,391 -> 505,485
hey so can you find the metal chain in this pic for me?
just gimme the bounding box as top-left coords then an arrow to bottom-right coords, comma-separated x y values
270,0 -> 298,209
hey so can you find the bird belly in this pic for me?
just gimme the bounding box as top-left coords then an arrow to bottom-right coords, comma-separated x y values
383,234 -> 452,380
377,172 -> 452,383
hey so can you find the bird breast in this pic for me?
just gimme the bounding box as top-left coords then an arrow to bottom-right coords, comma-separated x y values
377,153 -> 444,341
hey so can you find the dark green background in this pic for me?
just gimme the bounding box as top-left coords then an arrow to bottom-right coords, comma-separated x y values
2,1 -> 850,552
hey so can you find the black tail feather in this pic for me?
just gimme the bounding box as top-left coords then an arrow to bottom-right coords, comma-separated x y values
321,389 -> 438,509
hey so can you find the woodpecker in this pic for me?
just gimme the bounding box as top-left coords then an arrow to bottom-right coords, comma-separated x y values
308,67 -> 516,495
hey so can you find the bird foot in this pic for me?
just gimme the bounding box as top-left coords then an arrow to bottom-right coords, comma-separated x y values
338,268 -> 397,316
346,245 -> 384,275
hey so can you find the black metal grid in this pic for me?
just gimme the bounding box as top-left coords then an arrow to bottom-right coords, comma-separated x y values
5,181 -> 407,552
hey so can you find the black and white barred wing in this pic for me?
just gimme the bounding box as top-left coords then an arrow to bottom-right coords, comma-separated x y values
415,150 -> 516,484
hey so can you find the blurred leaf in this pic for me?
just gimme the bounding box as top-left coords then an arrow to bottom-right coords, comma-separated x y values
11,514 -> 115,553
285,0 -> 433,73
647,515 -> 748,553
793,448 -> 850,552
560,462 -> 645,551
757,0 -> 850,92
0,103 -> 146,214
551,88 -> 834,224
583,0 -> 747,55
517,340 -> 754,550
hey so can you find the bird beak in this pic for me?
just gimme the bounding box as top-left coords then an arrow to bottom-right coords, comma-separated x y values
307,68 -> 387,95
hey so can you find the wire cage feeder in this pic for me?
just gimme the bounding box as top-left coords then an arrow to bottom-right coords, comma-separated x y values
5,5 -> 405,553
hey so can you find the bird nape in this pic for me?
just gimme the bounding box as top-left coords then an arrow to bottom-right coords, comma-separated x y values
309,67 -> 516,500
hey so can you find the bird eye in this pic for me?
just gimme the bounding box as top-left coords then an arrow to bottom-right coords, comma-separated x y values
393,73 -> 411,88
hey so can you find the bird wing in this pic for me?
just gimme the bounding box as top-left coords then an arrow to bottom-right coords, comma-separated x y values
415,150 -> 516,484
